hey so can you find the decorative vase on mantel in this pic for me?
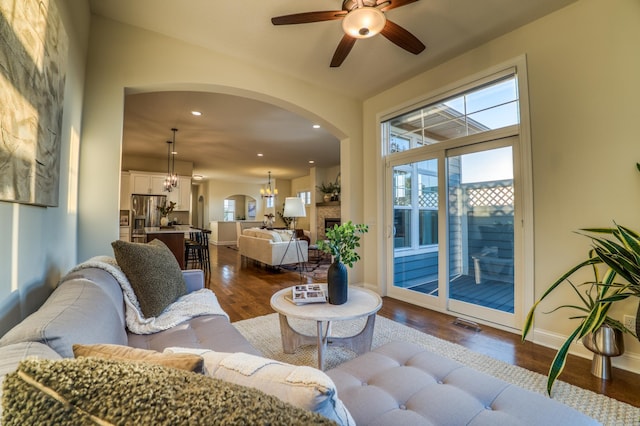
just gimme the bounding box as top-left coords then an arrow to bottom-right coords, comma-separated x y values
581,323 -> 624,380
327,259 -> 348,305
160,215 -> 169,227
323,194 -> 332,203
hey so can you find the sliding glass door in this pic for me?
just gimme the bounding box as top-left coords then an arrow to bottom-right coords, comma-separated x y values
381,66 -> 532,329
387,139 -> 518,327
391,158 -> 440,298
446,142 -> 516,326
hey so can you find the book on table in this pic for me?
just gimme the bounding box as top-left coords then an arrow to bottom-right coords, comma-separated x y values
286,284 -> 327,305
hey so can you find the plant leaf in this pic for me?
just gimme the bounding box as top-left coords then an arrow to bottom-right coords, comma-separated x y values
547,327 -> 581,395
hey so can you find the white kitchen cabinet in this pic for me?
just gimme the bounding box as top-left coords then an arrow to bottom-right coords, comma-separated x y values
127,171 -> 190,211
177,176 -> 191,211
130,172 -> 167,195
167,185 -> 180,207
151,175 -> 167,194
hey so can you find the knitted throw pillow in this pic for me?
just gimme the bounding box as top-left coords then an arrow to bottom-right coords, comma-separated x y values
2,358 -> 337,426
73,344 -> 204,373
165,348 -> 355,426
111,239 -> 187,318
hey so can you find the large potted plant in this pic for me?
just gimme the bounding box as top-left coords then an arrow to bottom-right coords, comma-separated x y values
317,221 -> 368,305
522,224 -> 640,395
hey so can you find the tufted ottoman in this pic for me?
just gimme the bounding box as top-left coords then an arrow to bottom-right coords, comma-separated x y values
326,341 -> 599,425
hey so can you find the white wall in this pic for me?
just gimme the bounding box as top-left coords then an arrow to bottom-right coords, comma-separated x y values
0,0 -> 91,334
363,0 -> 640,369
291,175 -> 312,232
78,16 -> 363,277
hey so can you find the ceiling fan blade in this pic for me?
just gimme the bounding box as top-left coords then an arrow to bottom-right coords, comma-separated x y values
271,11 -> 346,25
380,19 -> 425,54
330,35 -> 357,67
378,0 -> 419,12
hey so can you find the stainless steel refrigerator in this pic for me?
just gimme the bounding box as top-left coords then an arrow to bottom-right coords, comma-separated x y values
131,194 -> 167,242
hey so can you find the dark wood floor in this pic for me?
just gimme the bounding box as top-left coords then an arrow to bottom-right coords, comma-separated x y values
205,245 -> 640,408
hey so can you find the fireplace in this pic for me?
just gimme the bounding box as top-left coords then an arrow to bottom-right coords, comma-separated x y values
325,218 -> 341,230
316,204 -> 341,240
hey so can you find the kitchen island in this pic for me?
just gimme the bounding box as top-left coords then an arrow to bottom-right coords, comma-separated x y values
144,225 -> 199,269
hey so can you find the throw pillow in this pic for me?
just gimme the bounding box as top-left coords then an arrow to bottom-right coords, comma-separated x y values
72,344 -> 204,373
111,239 -> 187,318
2,358 -> 336,426
165,348 -> 354,426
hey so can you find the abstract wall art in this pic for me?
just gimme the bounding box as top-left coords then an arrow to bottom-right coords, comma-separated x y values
0,0 -> 68,206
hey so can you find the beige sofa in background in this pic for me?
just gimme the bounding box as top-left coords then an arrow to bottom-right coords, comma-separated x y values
238,228 -> 308,267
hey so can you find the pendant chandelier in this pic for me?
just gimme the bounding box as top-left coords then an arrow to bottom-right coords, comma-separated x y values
260,171 -> 278,199
164,128 -> 179,192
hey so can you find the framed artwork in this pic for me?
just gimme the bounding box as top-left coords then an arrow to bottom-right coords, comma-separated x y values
247,201 -> 256,219
0,0 -> 69,206
119,211 -> 130,226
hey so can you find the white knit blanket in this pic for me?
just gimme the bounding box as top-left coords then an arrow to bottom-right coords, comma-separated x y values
67,256 -> 228,335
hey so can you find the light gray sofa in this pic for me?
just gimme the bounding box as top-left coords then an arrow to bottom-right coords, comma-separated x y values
0,265 -> 598,425
239,228 -> 309,266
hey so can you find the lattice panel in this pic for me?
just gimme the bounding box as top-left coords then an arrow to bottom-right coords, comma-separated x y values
419,192 -> 438,208
468,184 -> 513,207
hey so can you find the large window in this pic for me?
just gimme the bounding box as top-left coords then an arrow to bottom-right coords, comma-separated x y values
223,199 -> 235,221
297,191 -> 311,205
385,75 -> 519,153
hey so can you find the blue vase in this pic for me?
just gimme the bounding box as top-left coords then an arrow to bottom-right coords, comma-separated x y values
327,260 -> 348,305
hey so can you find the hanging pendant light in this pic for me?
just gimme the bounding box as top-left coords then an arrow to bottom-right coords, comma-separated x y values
163,139 -> 173,192
170,128 -> 178,188
260,171 -> 278,199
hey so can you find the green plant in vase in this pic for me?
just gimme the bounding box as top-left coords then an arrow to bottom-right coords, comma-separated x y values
317,221 -> 368,304
156,201 -> 176,226
522,224 -> 639,395
317,173 -> 341,202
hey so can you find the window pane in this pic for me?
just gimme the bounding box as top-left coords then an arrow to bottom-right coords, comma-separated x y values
419,210 -> 438,245
383,75 -> 518,153
466,78 -> 517,115
394,209 -> 411,249
467,101 -> 519,130
447,146 -> 514,313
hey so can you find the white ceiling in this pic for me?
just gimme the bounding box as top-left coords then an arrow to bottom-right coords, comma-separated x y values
89,0 -> 577,183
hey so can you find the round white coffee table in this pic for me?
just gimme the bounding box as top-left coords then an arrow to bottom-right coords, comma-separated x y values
270,285 -> 382,370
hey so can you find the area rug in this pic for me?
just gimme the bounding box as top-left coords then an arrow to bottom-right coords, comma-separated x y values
233,313 -> 640,425
280,259 -> 330,281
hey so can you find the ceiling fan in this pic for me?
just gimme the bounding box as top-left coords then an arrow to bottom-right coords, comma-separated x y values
271,0 -> 426,67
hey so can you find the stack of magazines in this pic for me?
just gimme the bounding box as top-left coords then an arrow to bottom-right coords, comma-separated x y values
286,284 -> 327,305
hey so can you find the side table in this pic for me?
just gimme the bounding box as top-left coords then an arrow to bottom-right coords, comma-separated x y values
270,285 -> 382,370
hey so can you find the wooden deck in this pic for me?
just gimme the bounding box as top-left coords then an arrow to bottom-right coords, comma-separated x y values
408,274 -> 514,313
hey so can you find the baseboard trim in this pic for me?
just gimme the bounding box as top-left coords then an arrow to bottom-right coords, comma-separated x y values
533,328 -> 640,375
212,240 -> 236,246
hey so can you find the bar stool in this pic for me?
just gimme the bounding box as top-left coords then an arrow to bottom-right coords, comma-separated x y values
185,229 -> 210,272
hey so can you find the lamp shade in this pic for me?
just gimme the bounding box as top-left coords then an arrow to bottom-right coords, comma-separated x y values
342,7 -> 386,39
283,197 -> 306,218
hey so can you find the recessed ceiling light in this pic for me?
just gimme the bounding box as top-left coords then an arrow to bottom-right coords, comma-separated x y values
312,124 -> 320,129
309,160 -> 315,164
191,111 -> 202,116
257,153 -> 264,157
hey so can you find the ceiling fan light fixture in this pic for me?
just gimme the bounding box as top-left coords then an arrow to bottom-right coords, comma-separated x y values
342,7 -> 386,39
